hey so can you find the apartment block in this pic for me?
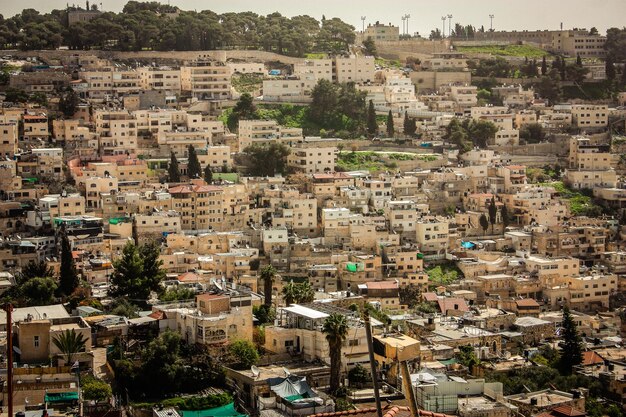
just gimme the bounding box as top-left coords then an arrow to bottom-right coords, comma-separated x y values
181,60 -> 232,100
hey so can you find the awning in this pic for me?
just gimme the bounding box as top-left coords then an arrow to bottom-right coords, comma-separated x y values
181,403 -> 246,417
45,392 -> 79,403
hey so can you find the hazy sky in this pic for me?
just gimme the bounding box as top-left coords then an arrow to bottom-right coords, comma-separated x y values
1,0 -> 624,37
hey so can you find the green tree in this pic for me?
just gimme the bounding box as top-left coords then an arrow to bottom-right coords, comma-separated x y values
606,56 -> 616,81
576,54 -> 582,66
535,70 -> 563,104
187,145 -> 201,179
109,298 -> 140,318
228,339 -> 259,370
348,364 -> 370,387
20,260 -> 54,281
323,313 -> 349,394
309,79 -> 339,127
558,306 -> 583,375
204,165 -> 213,184
168,151 -> 181,182
227,93 -> 257,131
399,283 -> 422,308
541,55 -> 547,76
520,123 -> 545,144
261,264 -> 276,307
253,304 -> 275,324
501,204 -> 511,229
282,280 -> 297,306
469,119 -> 498,148
240,142 -> 290,177
488,196 -> 497,233
295,281 -> 315,304
110,241 -> 164,301
457,345 -> 480,369
20,277 -> 57,306
362,36 -> 377,57
52,328 -> 87,365
81,377 -> 112,402
366,100 -> 377,136
59,89 -> 79,118
58,226 -> 79,297
479,213 -> 489,235
386,110 -> 394,137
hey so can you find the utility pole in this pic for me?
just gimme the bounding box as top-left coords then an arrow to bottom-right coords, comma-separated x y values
364,310 -> 383,417
361,16 -> 366,33
447,14 -> 453,38
489,14 -> 495,32
441,16 -> 446,38
4,303 -> 13,417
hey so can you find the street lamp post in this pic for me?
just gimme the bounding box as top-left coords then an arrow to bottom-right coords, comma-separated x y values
489,14 -> 495,32
361,16 -> 366,33
404,14 -> 411,37
447,14 -> 453,38
441,16 -> 446,38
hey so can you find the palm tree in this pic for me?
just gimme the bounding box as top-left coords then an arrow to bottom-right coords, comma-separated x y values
52,329 -> 88,366
296,281 -> 315,304
260,265 -> 276,307
282,280 -> 297,306
322,313 -> 349,394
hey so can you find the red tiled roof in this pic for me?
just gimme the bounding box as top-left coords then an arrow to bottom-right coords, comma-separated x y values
515,298 -> 540,308
177,272 -> 200,282
422,292 -> 439,302
149,311 -> 164,320
312,172 -> 352,180
168,184 -> 222,194
365,281 -> 399,290
308,405 -> 455,417
542,405 -> 586,417
437,298 -> 469,313
581,350 -> 604,367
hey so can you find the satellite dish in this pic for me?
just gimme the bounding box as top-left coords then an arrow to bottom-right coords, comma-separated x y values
251,365 -> 260,378
283,367 -> 291,377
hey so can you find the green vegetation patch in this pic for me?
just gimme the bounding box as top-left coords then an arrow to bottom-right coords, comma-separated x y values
231,73 -> 263,94
337,151 -> 420,172
457,44 -> 550,58
540,181 -> 602,216
426,263 -> 462,286
212,173 -> 239,182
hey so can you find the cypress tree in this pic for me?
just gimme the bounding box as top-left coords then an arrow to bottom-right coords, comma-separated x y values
204,164 -> 213,184
168,152 -> 181,182
366,100 -> 377,136
558,306 -> 583,375
605,56 -> 616,81
488,196 -> 497,233
187,145 -> 201,179
386,110 -> 394,137
576,53 -> 582,66
403,111 -> 411,136
58,226 -> 79,297
541,55 -> 547,76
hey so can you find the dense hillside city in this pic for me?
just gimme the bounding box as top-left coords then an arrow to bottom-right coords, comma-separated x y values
0,3 -> 625,417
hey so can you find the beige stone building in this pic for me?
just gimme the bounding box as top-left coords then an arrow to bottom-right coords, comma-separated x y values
0,122 -> 18,159
181,60 -> 232,100
287,144 -> 337,174
138,66 -> 182,93
571,105 -> 608,128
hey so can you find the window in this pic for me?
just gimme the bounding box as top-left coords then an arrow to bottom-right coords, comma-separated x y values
34,336 -> 40,348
